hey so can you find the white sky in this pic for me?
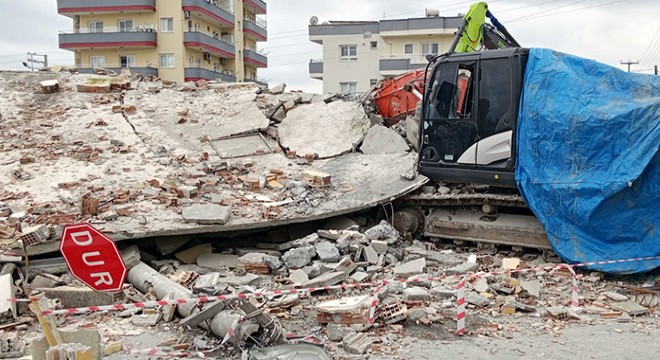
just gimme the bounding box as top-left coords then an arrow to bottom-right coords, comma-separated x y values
1,0 -> 658,93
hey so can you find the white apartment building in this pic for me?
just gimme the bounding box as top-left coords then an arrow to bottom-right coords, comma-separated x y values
308,15 -> 462,95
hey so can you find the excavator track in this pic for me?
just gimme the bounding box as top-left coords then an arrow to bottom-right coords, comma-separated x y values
394,188 -> 551,250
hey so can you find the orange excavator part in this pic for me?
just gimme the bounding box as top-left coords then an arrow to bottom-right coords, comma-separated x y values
372,69 -> 426,125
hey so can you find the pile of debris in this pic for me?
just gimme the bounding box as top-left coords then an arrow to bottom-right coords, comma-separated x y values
0,71 -> 421,259
4,214 -> 657,359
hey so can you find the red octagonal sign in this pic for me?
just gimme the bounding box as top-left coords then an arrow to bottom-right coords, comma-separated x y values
60,224 -> 127,292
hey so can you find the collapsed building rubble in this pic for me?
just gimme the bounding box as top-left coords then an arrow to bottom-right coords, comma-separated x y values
0,70 -> 658,359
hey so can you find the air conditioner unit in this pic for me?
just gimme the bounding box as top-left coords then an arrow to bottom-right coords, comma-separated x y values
184,11 -> 191,19
204,53 -> 212,61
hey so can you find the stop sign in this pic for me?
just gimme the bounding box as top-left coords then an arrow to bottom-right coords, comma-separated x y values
59,223 -> 127,292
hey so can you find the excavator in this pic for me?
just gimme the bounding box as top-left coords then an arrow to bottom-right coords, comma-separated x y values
369,2 -> 660,273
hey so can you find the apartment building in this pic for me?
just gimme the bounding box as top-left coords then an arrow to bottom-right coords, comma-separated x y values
57,0 -> 267,84
308,14 -> 461,94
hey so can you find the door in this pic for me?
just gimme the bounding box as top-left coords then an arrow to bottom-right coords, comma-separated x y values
421,61 -> 478,166
118,20 -> 133,32
90,56 -> 105,68
475,57 -> 514,166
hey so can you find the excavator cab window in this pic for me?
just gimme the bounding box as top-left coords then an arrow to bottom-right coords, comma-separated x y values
422,62 -> 477,164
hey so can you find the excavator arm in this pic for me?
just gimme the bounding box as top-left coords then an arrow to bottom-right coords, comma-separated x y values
449,2 -> 519,54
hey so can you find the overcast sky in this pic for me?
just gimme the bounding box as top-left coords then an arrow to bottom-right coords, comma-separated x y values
1,0 -> 658,93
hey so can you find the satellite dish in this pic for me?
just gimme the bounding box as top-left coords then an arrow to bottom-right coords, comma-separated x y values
309,16 -> 319,25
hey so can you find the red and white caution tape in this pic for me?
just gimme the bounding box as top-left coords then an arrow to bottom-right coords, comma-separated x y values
130,348 -> 188,358
368,284 -> 385,325
10,255 -> 658,319
455,276 -> 467,336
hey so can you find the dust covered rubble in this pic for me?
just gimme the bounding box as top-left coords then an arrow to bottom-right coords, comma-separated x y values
6,216 -> 658,359
0,72 -> 418,255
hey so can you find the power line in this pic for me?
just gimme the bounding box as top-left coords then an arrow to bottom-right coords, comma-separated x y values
506,0 -> 629,23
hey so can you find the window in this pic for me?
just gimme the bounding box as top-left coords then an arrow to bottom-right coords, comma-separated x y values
195,58 -> 202,68
422,43 -> 439,55
118,20 -> 133,32
339,82 -> 357,95
119,55 -> 135,68
160,18 -> 174,32
159,54 -> 175,68
340,45 -> 357,61
478,58 -> 511,138
370,79 -> 378,86
88,21 -> 103,33
370,41 -> 378,50
89,56 -> 106,68
404,43 -> 413,55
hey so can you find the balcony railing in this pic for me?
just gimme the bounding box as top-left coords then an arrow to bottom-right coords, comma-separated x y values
244,49 -> 267,68
309,59 -> 323,74
59,29 -> 157,50
184,31 -> 236,58
184,67 -> 236,82
379,58 -> 426,72
57,0 -> 156,17
182,0 -> 235,27
244,0 -> 267,14
243,18 -> 267,41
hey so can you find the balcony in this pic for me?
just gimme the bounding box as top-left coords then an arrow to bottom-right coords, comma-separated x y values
184,67 -> 236,82
379,58 -> 426,74
78,67 -> 158,77
59,29 -> 157,50
308,60 -> 323,80
244,0 -> 267,14
184,31 -> 236,59
244,50 -> 267,68
380,17 -> 462,36
244,18 -> 267,41
57,0 -> 156,17
182,0 -> 235,28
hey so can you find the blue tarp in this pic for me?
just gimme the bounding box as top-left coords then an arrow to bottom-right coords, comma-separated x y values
516,48 -> 660,273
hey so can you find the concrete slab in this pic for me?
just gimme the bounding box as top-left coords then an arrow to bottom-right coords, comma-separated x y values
360,124 -> 409,154
278,101 -> 370,158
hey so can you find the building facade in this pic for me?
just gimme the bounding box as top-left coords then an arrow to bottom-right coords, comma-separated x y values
57,0 -> 267,84
308,15 -> 461,95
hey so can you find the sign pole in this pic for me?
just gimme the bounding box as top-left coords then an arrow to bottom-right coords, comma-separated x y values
29,298 -> 59,346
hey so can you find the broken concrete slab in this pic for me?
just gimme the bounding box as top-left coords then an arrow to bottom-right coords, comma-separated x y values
182,204 -> 231,225
394,258 -> 426,278
360,124 -> 409,154
610,301 -> 648,316
278,100 -> 370,158
282,246 -> 316,269
270,83 -> 286,94
181,301 -> 226,327
315,241 -> 341,263
289,269 -> 309,285
302,271 -> 348,288
446,262 -> 480,275
343,332 -> 373,354
326,323 -> 356,342
364,220 -> 399,243
363,245 -> 379,264
38,286 -> 121,309
520,280 -> 541,298
602,291 -> 629,302
403,287 -> 430,302
370,240 -> 389,254
466,292 -> 491,307
131,311 -> 162,326
219,274 -> 260,287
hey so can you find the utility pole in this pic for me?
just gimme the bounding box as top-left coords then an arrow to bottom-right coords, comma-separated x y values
619,59 -> 638,72
24,52 -> 48,71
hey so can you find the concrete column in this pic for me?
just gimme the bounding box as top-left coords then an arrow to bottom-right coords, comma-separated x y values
233,0 -> 245,81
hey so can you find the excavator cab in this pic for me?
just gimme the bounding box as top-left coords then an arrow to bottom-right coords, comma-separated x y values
418,48 -> 528,187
